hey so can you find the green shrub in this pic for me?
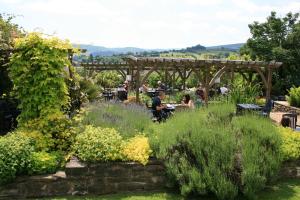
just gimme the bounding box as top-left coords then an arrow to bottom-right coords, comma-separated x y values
73,125 -> 124,162
151,103 -> 282,200
229,79 -> 262,104
79,78 -> 100,102
0,133 -> 34,185
21,112 -> 76,152
122,135 -> 152,165
9,32 -> 71,125
80,102 -> 151,138
278,127 -> 300,161
95,71 -> 122,89
147,72 -> 161,88
28,151 -> 62,175
16,130 -> 54,152
232,116 -> 282,199
152,108 -> 238,200
286,86 -> 300,107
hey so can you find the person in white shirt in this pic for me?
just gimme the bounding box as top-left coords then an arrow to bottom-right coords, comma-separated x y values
220,85 -> 229,95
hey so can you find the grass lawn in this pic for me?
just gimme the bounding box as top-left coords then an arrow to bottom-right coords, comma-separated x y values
257,179 -> 300,200
41,179 -> 300,200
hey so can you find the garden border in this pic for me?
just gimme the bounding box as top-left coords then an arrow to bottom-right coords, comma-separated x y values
0,158 -> 299,199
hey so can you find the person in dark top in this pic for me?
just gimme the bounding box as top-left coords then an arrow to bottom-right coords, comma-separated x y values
151,91 -> 167,122
157,81 -> 167,91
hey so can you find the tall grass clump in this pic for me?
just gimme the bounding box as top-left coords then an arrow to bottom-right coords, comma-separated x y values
80,102 -> 152,138
151,103 -> 282,200
229,79 -> 262,104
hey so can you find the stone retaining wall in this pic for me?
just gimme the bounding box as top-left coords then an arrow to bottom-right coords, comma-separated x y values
1,158 -> 300,199
273,101 -> 300,115
279,160 -> 300,179
0,158 -> 166,199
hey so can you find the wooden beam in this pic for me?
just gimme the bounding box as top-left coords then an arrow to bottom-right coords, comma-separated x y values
253,66 -> 268,89
209,66 -> 228,88
266,67 -> 272,100
135,64 -> 140,103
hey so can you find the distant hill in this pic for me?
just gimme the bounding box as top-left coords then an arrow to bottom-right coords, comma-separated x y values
174,44 -> 206,53
73,43 -> 244,56
206,43 -> 244,51
73,44 -> 151,56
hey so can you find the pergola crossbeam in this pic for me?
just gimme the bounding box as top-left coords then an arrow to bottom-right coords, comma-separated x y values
79,56 -> 283,103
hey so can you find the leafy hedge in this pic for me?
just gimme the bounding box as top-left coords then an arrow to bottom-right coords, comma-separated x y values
286,86 -> 300,107
0,131 -> 65,185
151,104 -> 282,200
73,125 -> 152,165
279,127 -> 300,161
9,32 -> 71,125
0,133 -> 34,185
21,113 -> 76,152
28,151 -> 62,175
73,125 -> 124,162
122,135 -> 152,165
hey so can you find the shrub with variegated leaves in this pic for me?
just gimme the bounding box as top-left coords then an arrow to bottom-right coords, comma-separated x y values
122,135 -> 152,165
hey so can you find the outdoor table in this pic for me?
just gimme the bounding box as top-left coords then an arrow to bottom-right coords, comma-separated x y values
102,91 -> 114,101
147,89 -> 158,97
236,103 -> 262,115
165,104 -> 176,111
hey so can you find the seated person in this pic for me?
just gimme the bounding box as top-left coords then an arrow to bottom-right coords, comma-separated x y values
195,84 -> 205,107
117,84 -> 127,101
139,82 -> 149,93
157,81 -> 167,91
181,94 -> 195,109
220,85 -> 229,95
123,80 -> 129,92
151,91 -> 167,121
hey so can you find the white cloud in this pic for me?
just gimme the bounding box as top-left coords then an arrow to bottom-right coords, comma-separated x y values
185,0 -> 223,6
0,0 -> 299,48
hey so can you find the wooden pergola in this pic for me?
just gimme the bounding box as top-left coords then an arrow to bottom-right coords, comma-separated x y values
81,56 -> 282,104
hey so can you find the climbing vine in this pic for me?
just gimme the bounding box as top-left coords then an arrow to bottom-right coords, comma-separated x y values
9,32 -> 72,125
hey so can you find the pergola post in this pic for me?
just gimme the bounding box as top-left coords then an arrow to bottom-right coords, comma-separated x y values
204,68 -> 209,106
230,66 -> 234,84
135,63 -> 140,103
183,69 -> 187,90
266,67 -> 272,101
164,68 -> 168,86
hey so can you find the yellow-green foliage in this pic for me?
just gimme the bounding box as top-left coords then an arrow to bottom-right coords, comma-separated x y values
21,112 -> 76,152
279,127 -> 300,161
256,98 -> 266,106
28,151 -> 61,175
286,86 -> 300,107
73,125 -> 124,162
9,32 -> 72,125
0,133 -> 34,185
16,130 -> 53,152
122,135 -> 152,165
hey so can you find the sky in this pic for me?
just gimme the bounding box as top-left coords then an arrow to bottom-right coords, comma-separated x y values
1,0 -> 300,49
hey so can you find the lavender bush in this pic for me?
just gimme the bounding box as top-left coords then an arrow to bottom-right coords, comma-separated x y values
80,102 -> 152,138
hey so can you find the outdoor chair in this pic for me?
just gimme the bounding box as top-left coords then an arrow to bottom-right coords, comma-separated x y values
281,113 -> 298,130
261,99 -> 274,117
